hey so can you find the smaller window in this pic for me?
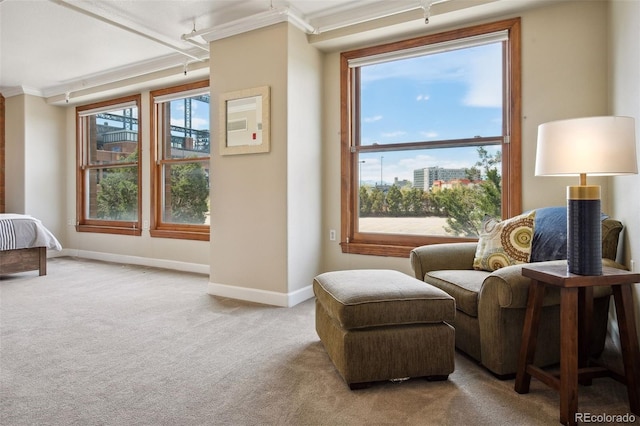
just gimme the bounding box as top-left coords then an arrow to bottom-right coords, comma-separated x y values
150,81 -> 210,241
76,95 -> 142,235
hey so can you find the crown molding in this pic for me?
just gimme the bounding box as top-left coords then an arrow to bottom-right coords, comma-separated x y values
0,86 -> 43,99
199,6 -> 314,42
45,60 -> 210,106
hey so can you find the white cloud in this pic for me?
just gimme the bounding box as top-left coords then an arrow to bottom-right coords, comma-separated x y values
190,117 -> 209,130
170,117 -> 209,130
364,115 -> 383,123
381,130 -> 407,138
416,94 -> 430,101
420,131 -> 438,139
461,46 -> 502,107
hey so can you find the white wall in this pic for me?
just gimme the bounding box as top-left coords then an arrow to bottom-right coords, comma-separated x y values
609,0 -> 640,344
24,95 -> 66,239
286,26 -> 324,294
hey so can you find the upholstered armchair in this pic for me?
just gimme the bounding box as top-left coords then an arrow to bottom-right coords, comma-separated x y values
410,207 -> 624,378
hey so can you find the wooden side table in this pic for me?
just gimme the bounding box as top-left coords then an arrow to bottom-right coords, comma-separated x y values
514,262 -> 640,425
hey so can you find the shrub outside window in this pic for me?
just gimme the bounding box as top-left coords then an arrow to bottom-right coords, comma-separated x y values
150,81 -> 210,241
76,95 -> 142,235
340,19 -> 522,257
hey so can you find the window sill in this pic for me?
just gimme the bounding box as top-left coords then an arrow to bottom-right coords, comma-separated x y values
340,236 -> 477,257
150,229 -> 210,241
76,224 -> 142,236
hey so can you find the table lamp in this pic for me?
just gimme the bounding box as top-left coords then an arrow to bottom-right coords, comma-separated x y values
535,116 -> 637,275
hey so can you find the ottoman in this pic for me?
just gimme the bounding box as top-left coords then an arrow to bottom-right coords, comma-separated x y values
313,269 -> 456,389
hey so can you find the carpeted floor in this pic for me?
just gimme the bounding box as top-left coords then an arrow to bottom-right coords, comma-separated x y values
1,257 -> 637,425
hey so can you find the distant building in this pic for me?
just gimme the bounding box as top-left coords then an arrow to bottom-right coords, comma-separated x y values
393,177 -> 412,188
413,169 -> 426,190
431,178 -> 479,192
413,166 -> 479,190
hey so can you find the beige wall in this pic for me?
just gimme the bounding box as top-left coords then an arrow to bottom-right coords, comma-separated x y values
320,0 -> 613,275
4,94 -> 65,239
61,91 -> 210,271
208,23 -> 323,306
5,95 -> 26,214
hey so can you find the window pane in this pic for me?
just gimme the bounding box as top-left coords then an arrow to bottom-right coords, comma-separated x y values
88,106 -> 139,165
163,95 -> 210,159
161,162 -> 210,225
359,42 -> 503,146
85,167 -> 138,221
357,145 -> 501,238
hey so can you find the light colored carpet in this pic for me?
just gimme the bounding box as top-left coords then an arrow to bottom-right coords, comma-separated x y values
1,257 -> 637,425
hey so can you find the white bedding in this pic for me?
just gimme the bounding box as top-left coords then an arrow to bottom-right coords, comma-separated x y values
0,214 -> 62,251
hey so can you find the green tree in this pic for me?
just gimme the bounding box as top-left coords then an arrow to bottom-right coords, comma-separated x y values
434,186 -> 487,237
169,162 -> 209,224
474,147 -> 502,219
370,187 -> 385,216
359,186 -> 372,216
97,151 -> 138,220
430,147 -> 502,237
386,185 -> 403,216
403,187 -> 426,216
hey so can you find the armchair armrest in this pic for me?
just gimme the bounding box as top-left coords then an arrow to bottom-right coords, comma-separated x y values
480,258 -> 625,309
410,242 -> 478,280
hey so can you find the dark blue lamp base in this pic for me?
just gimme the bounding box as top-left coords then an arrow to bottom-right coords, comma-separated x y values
567,196 -> 602,276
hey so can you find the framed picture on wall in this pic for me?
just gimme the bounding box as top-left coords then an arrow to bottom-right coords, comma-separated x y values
219,86 -> 270,155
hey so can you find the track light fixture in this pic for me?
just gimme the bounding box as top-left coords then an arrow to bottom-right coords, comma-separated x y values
421,0 -> 434,24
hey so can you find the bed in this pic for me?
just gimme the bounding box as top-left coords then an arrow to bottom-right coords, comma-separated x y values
0,214 -> 62,276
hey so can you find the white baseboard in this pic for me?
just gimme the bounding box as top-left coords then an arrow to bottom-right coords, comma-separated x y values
208,281 -> 314,307
52,248 -> 313,307
55,248 -> 209,275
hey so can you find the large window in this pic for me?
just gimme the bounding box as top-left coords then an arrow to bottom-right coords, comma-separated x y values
150,81 -> 210,240
76,95 -> 142,235
340,19 -> 521,257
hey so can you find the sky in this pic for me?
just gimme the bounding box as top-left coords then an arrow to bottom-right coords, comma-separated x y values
358,41 -> 503,185
170,98 -> 210,132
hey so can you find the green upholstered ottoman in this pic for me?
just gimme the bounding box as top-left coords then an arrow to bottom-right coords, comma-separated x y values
313,269 -> 456,389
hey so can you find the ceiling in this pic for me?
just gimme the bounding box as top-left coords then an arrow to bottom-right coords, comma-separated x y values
0,0 -> 546,104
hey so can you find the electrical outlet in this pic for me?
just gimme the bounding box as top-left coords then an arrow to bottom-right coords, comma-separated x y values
329,229 -> 336,241
143,220 -> 150,230
631,260 -> 635,272
67,218 -> 73,226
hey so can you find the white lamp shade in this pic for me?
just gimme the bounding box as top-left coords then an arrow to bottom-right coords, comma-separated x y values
535,116 -> 638,176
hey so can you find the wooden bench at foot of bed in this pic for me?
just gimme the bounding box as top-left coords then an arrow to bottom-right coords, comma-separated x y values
0,247 -> 47,276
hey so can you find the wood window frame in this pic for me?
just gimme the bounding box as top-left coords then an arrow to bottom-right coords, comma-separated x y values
149,80 -> 210,241
76,94 -> 142,236
340,18 -> 522,257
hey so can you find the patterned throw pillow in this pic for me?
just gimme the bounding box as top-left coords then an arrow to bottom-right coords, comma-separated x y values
473,210 -> 536,272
